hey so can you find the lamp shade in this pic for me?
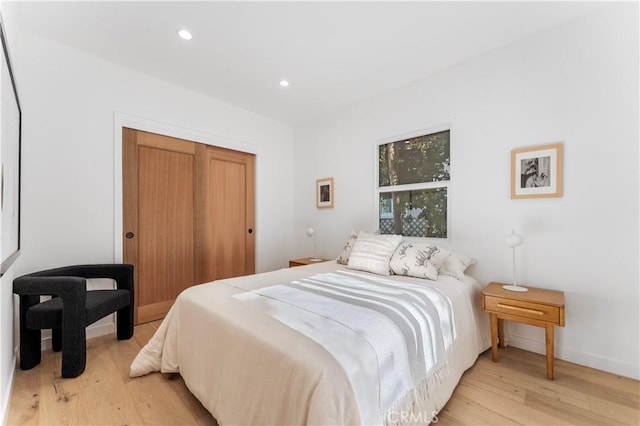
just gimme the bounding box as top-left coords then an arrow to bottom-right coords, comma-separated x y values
506,231 -> 524,248
305,228 -> 315,238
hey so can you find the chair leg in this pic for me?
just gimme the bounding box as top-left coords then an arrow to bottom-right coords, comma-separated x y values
116,305 -> 134,340
19,295 -> 41,371
19,328 -> 41,371
60,325 -> 86,378
52,329 -> 62,352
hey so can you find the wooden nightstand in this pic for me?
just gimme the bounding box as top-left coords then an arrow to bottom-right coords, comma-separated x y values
482,282 -> 565,380
288,257 -> 328,267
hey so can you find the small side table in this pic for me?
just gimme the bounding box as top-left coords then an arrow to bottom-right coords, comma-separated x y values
481,282 -> 565,379
288,257 -> 328,267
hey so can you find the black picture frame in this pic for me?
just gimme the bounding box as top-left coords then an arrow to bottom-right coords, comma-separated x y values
0,14 -> 22,276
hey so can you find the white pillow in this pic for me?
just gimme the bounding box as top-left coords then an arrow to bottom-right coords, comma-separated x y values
337,231 -> 358,265
439,252 -> 476,280
347,232 -> 402,276
390,241 -> 449,280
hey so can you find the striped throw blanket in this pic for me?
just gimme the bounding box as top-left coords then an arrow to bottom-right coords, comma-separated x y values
247,270 -> 455,424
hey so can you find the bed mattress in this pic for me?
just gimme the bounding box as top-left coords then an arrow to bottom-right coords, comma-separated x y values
131,261 -> 490,425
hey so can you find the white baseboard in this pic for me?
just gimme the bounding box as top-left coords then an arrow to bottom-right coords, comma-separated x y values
40,321 -> 115,350
506,332 -> 640,380
1,350 -> 16,425
86,321 -> 116,339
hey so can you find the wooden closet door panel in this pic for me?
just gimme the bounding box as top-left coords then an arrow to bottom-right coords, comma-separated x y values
124,128 -> 255,323
199,147 -> 255,282
137,146 -> 195,305
122,128 -> 139,320
210,157 -> 246,279
123,128 -> 196,324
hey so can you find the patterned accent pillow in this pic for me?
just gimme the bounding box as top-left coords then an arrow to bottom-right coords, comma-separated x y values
389,241 -> 450,280
346,232 -> 403,276
337,232 -> 359,265
439,252 -> 476,280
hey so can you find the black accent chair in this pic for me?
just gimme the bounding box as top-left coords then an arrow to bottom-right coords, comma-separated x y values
13,264 -> 134,378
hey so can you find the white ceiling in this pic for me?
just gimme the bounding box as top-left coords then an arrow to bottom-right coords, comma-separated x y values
9,1 -> 604,125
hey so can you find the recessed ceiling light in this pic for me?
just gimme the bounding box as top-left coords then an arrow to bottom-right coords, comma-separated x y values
279,80 -> 290,87
177,29 -> 193,40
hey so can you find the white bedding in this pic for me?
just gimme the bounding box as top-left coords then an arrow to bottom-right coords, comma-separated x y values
131,261 -> 490,425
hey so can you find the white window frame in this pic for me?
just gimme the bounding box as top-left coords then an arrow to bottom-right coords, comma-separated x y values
373,124 -> 451,240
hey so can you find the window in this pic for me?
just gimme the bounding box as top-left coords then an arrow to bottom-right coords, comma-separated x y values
377,129 -> 450,238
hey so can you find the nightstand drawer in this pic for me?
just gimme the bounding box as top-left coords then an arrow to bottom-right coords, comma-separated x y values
484,295 -> 560,324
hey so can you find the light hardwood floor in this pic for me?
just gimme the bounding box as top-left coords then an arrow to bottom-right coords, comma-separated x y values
7,321 -> 639,425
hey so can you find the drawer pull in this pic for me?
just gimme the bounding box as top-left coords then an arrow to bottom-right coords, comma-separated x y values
497,303 -> 544,315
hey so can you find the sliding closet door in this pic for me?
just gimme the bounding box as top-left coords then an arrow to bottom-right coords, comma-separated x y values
123,128 -> 256,324
195,145 -> 255,283
123,128 -> 196,324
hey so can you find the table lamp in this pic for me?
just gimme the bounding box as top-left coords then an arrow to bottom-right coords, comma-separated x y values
306,228 -> 322,262
503,230 -> 527,292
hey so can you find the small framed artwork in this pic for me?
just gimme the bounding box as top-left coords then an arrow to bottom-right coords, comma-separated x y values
511,143 -> 563,199
316,177 -> 334,208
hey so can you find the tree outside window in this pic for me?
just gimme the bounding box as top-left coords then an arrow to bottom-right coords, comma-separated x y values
378,130 -> 450,238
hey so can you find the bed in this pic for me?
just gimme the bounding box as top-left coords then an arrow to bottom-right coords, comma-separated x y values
130,249 -> 490,425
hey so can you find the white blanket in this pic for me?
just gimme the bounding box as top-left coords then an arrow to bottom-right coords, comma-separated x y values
131,262 -> 490,425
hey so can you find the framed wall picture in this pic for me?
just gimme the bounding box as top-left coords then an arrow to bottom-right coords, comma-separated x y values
511,143 -> 563,199
0,15 -> 22,276
316,177 -> 334,208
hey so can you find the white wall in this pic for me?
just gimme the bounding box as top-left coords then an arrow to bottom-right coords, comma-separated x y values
9,29 -> 295,275
293,3 -> 639,379
0,11 -> 296,418
0,4 -> 637,421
